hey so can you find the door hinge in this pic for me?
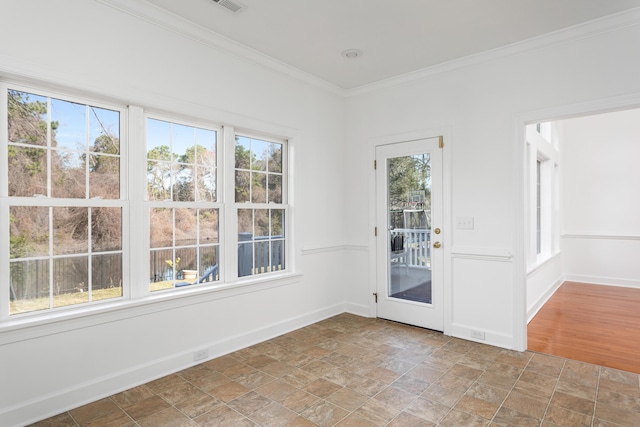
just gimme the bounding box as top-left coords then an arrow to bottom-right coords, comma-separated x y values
438,135 -> 444,148
374,226 -> 377,236
373,292 -> 378,303
374,160 -> 377,169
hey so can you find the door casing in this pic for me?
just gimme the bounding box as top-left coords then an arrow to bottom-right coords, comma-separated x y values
367,128 -> 452,335
375,137 -> 443,330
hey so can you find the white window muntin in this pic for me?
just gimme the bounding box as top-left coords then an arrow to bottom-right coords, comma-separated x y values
1,82 -> 295,322
232,130 -> 288,278
233,129 -> 288,205
4,83 -> 127,200
144,114 -> 223,292
1,83 -> 128,319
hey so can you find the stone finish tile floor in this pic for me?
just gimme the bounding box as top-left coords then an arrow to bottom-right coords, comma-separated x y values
31,314 -> 640,426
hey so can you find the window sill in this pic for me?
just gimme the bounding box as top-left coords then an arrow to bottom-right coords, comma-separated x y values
526,252 -> 561,276
0,271 -> 302,346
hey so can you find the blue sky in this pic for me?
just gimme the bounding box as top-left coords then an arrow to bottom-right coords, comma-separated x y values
50,96 -> 119,152
146,118 -> 216,160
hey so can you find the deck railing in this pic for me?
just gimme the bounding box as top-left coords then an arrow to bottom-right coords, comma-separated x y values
390,228 -> 431,268
10,233 -> 283,301
149,233 -> 285,283
238,233 -> 285,277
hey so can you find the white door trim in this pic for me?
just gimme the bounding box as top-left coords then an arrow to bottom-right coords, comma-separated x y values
367,127 -> 452,335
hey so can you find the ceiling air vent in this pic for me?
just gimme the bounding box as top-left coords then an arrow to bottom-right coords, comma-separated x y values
212,0 -> 247,14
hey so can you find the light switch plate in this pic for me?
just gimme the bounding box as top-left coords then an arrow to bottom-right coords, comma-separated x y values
456,216 -> 474,229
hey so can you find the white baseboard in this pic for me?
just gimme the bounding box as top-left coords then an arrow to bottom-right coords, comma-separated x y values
449,323 -> 514,350
527,277 -> 564,323
1,303 -> 346,427
563,274 -> 640,289
526,274 -> 640,325
344,302 -> 371,318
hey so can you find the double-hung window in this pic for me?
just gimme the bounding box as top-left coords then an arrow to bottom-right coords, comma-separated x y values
235,134 -> 286,277
3,87 -> 125,316
2,83 -> 291,320
146,117 -> 221,291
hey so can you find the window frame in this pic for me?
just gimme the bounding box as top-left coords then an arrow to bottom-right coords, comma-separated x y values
144,113 -> 224,293
224,127 -> 290,282
526,123 -> 559,269
0,83 -> 129,320
0,80 -> 298,328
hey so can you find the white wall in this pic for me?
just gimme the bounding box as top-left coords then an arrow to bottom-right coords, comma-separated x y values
0,1 -> 349,425
560,109 -> 640,287
344,17 -> 640,349
2,1 -> 640,425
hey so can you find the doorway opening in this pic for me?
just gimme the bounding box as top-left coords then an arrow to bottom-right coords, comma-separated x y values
524,107 -> 640,372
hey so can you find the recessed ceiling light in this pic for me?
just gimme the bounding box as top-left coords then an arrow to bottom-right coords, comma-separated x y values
341,49 -> 363,59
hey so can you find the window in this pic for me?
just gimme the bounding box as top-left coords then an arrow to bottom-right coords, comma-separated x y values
1,83 -> 292,320
235,135 -> 286,277
146,118 -> 220,291
526,122 -> 559,267
4,88 -> 124,316
536,159 -> 541,255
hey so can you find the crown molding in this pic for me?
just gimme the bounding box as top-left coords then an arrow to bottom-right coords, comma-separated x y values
93,1 -> 640,98
93,0 -> 346,96
346,6 -> 640,97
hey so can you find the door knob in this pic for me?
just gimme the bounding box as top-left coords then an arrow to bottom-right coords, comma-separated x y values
433,241 -> 441,249
434,228 -> 441,235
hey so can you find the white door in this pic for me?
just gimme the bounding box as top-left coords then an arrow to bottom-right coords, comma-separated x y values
375,137 -> 443,330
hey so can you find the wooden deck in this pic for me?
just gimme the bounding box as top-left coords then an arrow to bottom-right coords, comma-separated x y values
389,266 -> 432,304
528,281 -> 640,374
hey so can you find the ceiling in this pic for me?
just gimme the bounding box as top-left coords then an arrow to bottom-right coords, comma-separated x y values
143,0 -> 640,90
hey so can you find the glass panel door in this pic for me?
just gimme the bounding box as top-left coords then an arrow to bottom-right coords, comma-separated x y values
375,136 -> 443,331
387,153 -> 432,304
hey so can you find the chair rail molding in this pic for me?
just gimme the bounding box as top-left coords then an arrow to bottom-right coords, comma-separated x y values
562,232 -> 640,241
450,246 -> 513,262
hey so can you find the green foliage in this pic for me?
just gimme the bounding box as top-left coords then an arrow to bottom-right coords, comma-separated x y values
7,90 -> 52,146
146,145 -> 172,200
147,145 -> 172,162
235,142 -> 251,169
25,159 -> 43,175
92,133 -> 118,155
82,133 -> 120,174
9,213 -> 26,259
87,134 -> 120,173
179,144 -> 207,164
9,233 -> 30,259
388,154 -> 431,212
8,212 -> 49,259
8,90 -> 47,116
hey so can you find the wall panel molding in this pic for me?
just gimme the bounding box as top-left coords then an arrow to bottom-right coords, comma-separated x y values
562,233 -> 640,241
450,246 -> 513,262
301,243 -> 368,255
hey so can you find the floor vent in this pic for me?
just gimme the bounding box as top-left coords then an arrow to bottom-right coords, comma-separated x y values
212,0 -> 246,14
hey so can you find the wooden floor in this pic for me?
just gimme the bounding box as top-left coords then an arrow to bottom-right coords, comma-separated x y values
528,281 -> 640,374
